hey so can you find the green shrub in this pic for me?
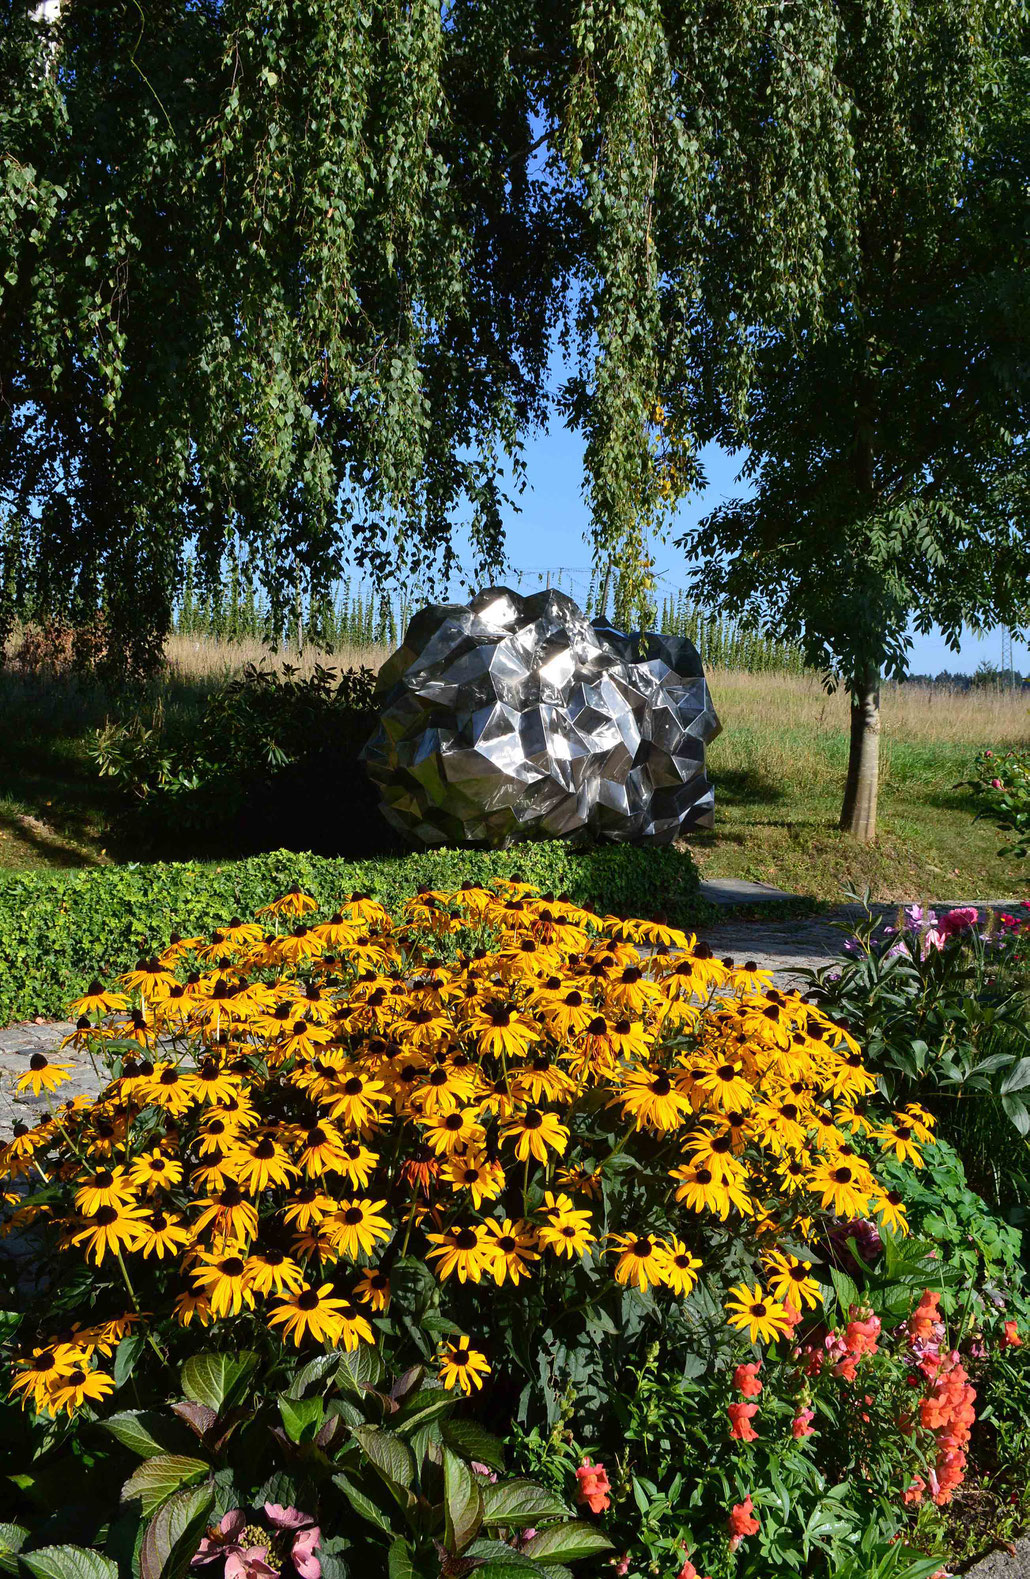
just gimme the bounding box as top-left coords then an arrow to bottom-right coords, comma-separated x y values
0,842 -> 703,1022
965,747 -> 1030,858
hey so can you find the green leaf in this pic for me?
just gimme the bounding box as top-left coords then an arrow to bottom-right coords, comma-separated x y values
521,1523 -> 614,1563
387,1536 -> 418,1579
21,1551 -> 118,1579
482,1481 -> 570,1528
443,1448 -> 483,1554
336,1344 -> 383,1394
278,1394 -> 325,1444
394,1388 -> 454,1434
103,1411 -> 189,1460
0,1527 -> 28,1578
332,1472 -> 395,1535
440,1417 -> 505,1471
139,1485 -> 215,1579
180,1352 -> 257,1415
113,1334 -> 145,1389
121,1456 -> 210,1517
1000,1056 -> 1030,1093
464,1539 -> 546,1574
351,1426 -> 416,1494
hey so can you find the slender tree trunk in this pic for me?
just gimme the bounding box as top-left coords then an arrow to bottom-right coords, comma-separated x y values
839,666 -> 881,842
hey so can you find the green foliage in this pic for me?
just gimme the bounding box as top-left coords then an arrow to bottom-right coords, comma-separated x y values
5,1 -> 1004,664
809,902 -> 1030,1139
966,747 -> 1030,858
0,842 -> 702,1022
90,663 -> 378,849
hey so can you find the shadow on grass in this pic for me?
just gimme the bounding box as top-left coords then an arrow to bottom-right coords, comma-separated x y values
709,767 -> 786,808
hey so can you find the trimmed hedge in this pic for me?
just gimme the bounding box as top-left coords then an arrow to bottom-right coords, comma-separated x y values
0,843 -> 704,1024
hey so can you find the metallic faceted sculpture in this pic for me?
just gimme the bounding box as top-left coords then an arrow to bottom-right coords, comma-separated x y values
359,586 -> 721,847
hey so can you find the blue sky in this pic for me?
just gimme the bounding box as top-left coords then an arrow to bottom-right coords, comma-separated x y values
477,421 -> 1030,678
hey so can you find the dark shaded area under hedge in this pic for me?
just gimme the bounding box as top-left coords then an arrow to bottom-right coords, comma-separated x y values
0,843 -> 704,1024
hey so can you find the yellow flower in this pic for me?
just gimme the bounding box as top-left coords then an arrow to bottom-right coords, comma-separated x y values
45,1364 -> 115,1417
137,1209 -> 192,1260
354,1266 -> 391,1311
127,1149 -> 184,1192
536,1194 -> 595,1259
725,1282 -> 794,1344
468,1000 -> 540,1058
444,1153 -> 505,1208
68,981 -> 129,1018
16,1054 -> 75,1097
484,1218 -> 539,1285
422,1108 -> 487,1157
326,1198 -> 392,1260
669,1163 -> 753,1220
762,1249 -> 822,1310
659,1239 -> 702,1297
500,1108 -> 568,1164
425,1224 -> 498,1283
874,1189 -> 909,1236
71,1205 -> 147,1264
809,1159 -> 873,1218
227,1133 -> 297,1194
74,1166 -> 135,1217
268,1283 -> 366,1347
437,1335 -> 490,1394
256,889 -> 318,917
191,1246 -> 257,1316
615,1067 -> 693,1132
609,1232 -> 667,1292
245,1248 -> 306,1297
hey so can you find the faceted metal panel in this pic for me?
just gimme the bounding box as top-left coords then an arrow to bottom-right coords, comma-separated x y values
360,586 -> 721,846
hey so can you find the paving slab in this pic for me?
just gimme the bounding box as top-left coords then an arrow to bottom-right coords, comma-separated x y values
700,876 -> 799,906
966,1539 -> 1030,1577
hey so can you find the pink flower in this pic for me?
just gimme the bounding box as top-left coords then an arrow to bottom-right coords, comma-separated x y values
992,777 -> 1004,789
733,1362 -> 762,1398
939,907 -> 979,937
792,1407 -> 815,1438
728,1401 -> 759,1441
614,1557 -> 631,1576
224,1551 -> 277,1579
291,1527 -> 321,1579
193,1513 -> 246,1566
264,1505 -> 310,1532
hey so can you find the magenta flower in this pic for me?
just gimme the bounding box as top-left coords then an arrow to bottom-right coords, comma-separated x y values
939,907 -> 979,938
193,1513 -> 247,1566
225,1551 -> 277,1579
263,1505 -> 321,1579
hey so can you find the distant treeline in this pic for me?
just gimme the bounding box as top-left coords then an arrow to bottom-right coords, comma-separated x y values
175,561 -> 810,675
902,664 -> 1029,691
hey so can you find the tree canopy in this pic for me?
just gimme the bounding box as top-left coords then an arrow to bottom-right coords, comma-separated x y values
3,0 -> 914,670
678,3 -> 1029,838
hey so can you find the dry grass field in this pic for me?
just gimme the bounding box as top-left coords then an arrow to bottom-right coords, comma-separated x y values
1,633 -> 1028,900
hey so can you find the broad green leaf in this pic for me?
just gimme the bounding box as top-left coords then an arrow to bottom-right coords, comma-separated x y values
332,1472 -> 395,1535
121,1455 -> 210,1517
522,1523 -> 614,1563
103,1410 -> 189,1460
387,1536 -> 419,1579
394,1388 -> 454,1434
278,1394 -> 325,1444
443,1448 -> 483,1554
0,1527 -> 29,1578
337,1345 -> 382,1394
113,1334 -> 145,1389
22,1551 -> 118,1579
351,1425 -> 415,1493
1000,1056 -> 1030,1093
180,1352 -> 256,1415
139,1484 -> 215,1579
440,1417 -> 505,1471
482,1481 -> 570,1528
464,1539 -> 544,1573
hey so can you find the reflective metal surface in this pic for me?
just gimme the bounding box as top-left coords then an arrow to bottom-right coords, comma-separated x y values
360,586 -> 721,846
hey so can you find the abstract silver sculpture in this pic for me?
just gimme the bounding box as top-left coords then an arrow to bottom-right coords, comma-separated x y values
359,586 -> 720,847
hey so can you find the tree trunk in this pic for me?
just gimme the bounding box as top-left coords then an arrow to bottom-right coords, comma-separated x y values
839,668 -> 881,843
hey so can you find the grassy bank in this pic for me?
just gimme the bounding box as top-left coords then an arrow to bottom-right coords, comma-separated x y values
697,669 -> 1029,901
1,637 -> 1027,901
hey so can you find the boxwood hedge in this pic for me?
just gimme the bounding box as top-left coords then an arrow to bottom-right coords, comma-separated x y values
0,843 -> 704,1024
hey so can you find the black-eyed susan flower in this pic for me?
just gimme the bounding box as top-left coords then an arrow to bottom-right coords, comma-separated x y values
762,1249 -> 822,1310
191,1246 -> 257,1316
874,1189 -> 909,1236
173,1289 -> 213,1327
268,1282 -> 361,1347
68,980 -> 129,1018
615,1067 -> 693,1132
536,1193 -> 595,1259
8,1345 -> 85,1412
71,1204 -> 147,1264
669,1162 -> 753,1220
137,1209 -> 192,1260
325,1072 -> 389,1130
73,1166 -> 135,1217
484,1218 -> 539,1285
423,1108 -> 487,1157
227,1133 -> 297,1194
127,1149 -> 184,1191
191,1060 -> 244,1106
809,1159 -> 873,1218
660,1239 -> 702,1297
16,1054 -> 75,1097
444,1153 -> 505,1208
326,1198 -> 392,1260
46,1364 -> 115,1417
725,1282 -> 793,1344
245,1247 -> 306,1297
695,1060 -> 756,1113
500,1108 -> 568,1164
354,1266 -> 391,1311
609,1232 -> 667,1291
192,1182 -> 260,1242
437,1335 -> 490,1394
281,1185 -> 337,1231
875,1118 -> 925,1166
467,1000 -> 540,1058
425,1223 -> 498,1283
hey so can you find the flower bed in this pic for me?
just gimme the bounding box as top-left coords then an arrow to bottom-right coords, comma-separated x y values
2,880 -> 1029,1579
